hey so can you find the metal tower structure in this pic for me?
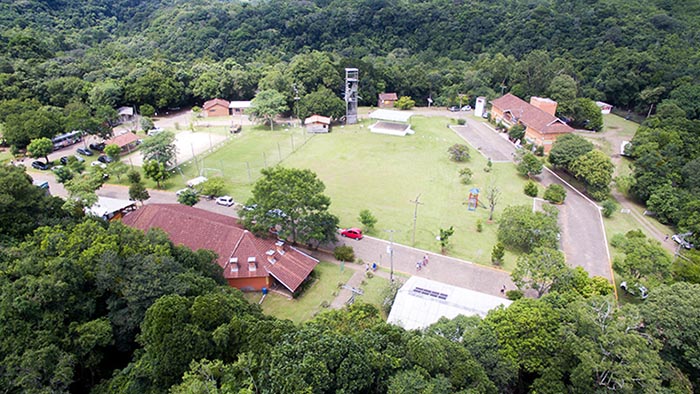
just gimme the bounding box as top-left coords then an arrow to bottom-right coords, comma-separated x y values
345,68 -> 359,124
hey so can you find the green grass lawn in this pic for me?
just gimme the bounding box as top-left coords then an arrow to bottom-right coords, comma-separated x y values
353,273 -> 391,318
602,113 -> 639,137
243,261 -> 352,324
166,116 -> 532,266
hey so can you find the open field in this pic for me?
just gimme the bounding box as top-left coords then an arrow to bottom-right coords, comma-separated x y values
243,261 -> 352,324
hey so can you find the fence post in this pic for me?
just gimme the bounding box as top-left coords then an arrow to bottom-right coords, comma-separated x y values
246,162 -> 251,184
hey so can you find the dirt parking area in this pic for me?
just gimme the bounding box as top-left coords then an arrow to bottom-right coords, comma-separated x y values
125,131 -> 228,167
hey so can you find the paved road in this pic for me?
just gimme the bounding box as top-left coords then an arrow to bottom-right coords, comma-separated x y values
453,118 -> 613,281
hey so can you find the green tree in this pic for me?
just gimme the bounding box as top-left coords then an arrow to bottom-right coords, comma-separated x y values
54,166 -> 74,183
508,124 -> 526,142
512,247 -> 567,298
570,150 -> 614,200
438,226 -> 455,254
646,182 -> 683,224
524,180 -> 538,197
543,184 -> 567,204
103,144 -> 122,162
491,242 -> 505,266
127,170 -> 150,204
106,161 -> 128,182
140,131 -> 177,166
358,209 -> 377,233
601,199 -> 617,218
64,172 -> 104,211
241,166 -> 338,244
27,137 -> 53,164
297,86 -> 345,120
394,96 -> 416,110
548,133 -> 594,170
249,90 -> 288,131
199,177 -> 226,198
612,230 -> 673,292
142,160 -> 169,188
547,74 -> 577,102
177,189 -> 199,206
447,144 -> 470,162
459,167 -> 473,184
497,205 -> 559,252
558,98 -> 603,131
516,152 -> 543,177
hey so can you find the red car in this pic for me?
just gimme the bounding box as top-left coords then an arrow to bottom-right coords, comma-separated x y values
341,228 -> 363,240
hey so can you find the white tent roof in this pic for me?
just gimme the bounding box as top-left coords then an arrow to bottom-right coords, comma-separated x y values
87,197 -> 136,218
229,101 -> 252,109
369,109 -> 413,123
388,276 -> 512,330
186,176 -> 208,187
117,106 -> 134,116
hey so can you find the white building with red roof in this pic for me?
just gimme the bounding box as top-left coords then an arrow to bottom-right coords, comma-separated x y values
121,204 -> 318,293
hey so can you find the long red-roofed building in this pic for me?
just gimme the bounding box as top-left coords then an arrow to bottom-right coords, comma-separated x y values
121,204 -> 318,293
490,93 -> 574,153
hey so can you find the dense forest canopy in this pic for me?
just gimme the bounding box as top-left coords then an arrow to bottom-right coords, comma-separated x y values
1,0 -> 700,126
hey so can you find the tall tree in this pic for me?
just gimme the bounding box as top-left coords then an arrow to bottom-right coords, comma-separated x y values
512,247 -> 567,298
241,166 -> 338,245
140,131 -> 177,166
497,205 -> 559,252
26,137 -> 53,164
569,150 -> 614,200
143,160 -> 169,189
249,90 -> 288,131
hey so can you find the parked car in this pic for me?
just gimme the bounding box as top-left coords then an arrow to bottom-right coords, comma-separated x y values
448,106 -> 459,112
91,161 -> 107,169
341,227 -> 363,240
97,155 -> 113,164
176,188 -> 190,196
73,155 -> 85,163
620,281 -> 649,299
89,142 -> 105,152
216,196 -> 234,206
60,156 -> 69,165
31,161 -> 50,170
266,208 -> 287,218
461,105 -> 472,111
77,147 -> 93,156
147,127 -> 164,136
672,233 -> 694,249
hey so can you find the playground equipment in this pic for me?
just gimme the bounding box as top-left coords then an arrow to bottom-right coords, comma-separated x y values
467,187 -> 480,211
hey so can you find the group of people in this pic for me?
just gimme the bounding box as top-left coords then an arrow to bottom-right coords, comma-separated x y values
364,262 -> 378,273
416,255 -> 429,271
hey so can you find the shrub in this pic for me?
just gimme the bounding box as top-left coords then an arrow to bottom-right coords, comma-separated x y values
506,290 -> 524,300
476,219 -> 483,233
333,245 -> 355,262
543,184 -> 567,204
508,124 -> 526,141
459,167 -> 473,184
524,181 -> 538,197
358,209 -> 377,232
320,300 -> 330,308
484,158 -> 493,172
381,280 -> 402,315
602,199 -> 617,218
457,118 -> 466,125
491,242 -> 505,266
534,145 -> 544,156
448,144 -> 471,162
394,96 -> 416,110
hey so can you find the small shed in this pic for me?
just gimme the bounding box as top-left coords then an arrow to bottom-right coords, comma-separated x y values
378,93 -> 398,108
229,101 -> 252,115
117,106 -> 135,124
304,115 -> 332,133
105,132 -> 140,154
203,98 -> 231,117
87,197 -> 136,221
388,276 -> 512,330
596,101 -> 613,115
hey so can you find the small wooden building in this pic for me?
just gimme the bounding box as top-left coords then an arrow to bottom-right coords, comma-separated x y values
229,101 -> 252,115
203,98 -> 231,117
304,115 -> 332,133
378,93 -> 398,108
105,132 -> 140,154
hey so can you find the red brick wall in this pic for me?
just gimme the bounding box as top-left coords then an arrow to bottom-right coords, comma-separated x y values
227,276 -> 270,292
205,104 -> 230,117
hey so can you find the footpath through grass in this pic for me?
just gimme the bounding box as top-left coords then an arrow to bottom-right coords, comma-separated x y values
243,261 -> 352,324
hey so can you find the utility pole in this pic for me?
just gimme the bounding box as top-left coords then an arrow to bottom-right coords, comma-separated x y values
384,229 -> 397,282
410,194 -> 424,246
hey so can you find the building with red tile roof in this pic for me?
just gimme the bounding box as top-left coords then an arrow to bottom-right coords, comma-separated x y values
490,93 -> 574,153
105,132 -> 140,154
203,98 -> 231,117
121,204 -> 318,293
378,92 -> 398,108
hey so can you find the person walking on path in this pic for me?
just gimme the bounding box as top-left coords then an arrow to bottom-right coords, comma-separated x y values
422,255 -> 429,267
416,261 -> 422,271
